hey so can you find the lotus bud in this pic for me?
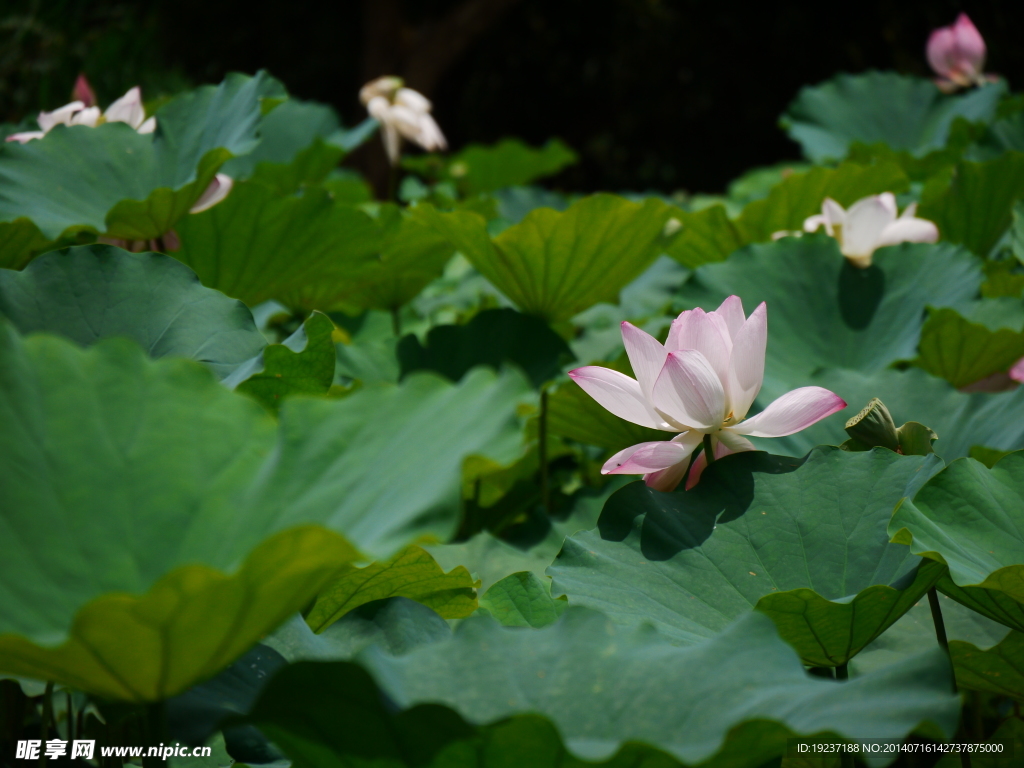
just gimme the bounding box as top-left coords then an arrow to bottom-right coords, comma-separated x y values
73,74 -> 97,107
844,398 -> 899,451
927,14 -> 988,90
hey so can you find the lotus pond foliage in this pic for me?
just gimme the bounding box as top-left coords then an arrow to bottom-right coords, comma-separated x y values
3,11 -> 1024,768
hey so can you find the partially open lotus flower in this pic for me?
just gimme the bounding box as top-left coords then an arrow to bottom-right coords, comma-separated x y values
800,193 -> 939,268
569,297 -> 846,492
359,76 -> 447,165
927,13 -> 990,92
6,85 -> 156,144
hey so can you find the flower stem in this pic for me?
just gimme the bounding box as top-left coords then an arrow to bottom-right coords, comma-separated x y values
391,306 -> 402,337
835,662 -> 849,680
702,434 -> 715,464
927,587 -> 956,691
539,387 -> 550,517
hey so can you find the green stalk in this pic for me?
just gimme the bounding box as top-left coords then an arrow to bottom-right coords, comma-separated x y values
835,662 -> 849,680
39,682 -> 53,768
539,388 -> 550,517
141,701 -> 166,768
65,690 -> 73,741
928,588 -> 973,768
391,306 -> 402,337
702,434 -> 715,464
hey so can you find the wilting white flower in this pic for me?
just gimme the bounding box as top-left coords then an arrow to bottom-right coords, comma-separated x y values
928,14 -> 990,93
6,86 -> 156,144
775,193 -> 939,268
359,76 -> 446,165
569,297 -> 846,492
189,173 -> 234,213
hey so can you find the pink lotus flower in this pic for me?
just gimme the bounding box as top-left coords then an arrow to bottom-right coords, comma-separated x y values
569,298 -> 846,492
6,85 -> 156,144
801,193 -> 939,268
927,14 -> 989,92
360,76 -> 447,165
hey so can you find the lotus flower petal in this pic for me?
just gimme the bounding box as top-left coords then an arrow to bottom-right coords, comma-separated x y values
928,14 -> 986,85
725,302 -> 766,421
37,101 -> 86,132
652,350 -> 726,430
715,296 -> 746,341
568,366 -> 671,430
730,386 -> 846,438
621,322 -> 668,401
667,308 -> 732,384
189,174 -> 234,214
104,87 -> 146,129
876,217 -> 939,250
603,436 -> 696,475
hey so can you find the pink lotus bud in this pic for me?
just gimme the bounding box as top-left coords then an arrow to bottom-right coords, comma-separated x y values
73,74 -> 97,107
927,13 -> 987,89
1010,357 -> 1024,384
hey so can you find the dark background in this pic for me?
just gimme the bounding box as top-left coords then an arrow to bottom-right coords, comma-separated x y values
2,0 -> 1021,194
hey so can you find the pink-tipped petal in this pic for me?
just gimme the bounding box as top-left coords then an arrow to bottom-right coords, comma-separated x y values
644,463 -> 690,492
726,301 -> 767,421
37,101 -> 85,132
730,386 -> 846,438
5,131 -> 45,143
104,86 -> 146,130
621,322 -> 668,401
189,174 -> 234,214
715,295 -> 746,341
603,435 -> 697,475
1010,357 -> 1024,383
951,13 -> 986,78
876,217 -> 939,249
928,27 -> 958,80
568,366 -> 671,430
667,307 -> 731,383
652,350 -> 726,430
73,74 -> 97,108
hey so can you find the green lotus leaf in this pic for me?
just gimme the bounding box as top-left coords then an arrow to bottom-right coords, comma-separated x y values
414,194 -> 681,324
668,161 -> 909,268
919,152 -> 1024,258
221,98 -> 375,194
398,307 -> 574,388
0,244 -> 265,379
243,609 -> 958,768
913,307 -> 1024,389
890,452 -> 1024,631
0,219 -> 61,270
306,546 -> 478,633
675,236 -> 982,399
1013,200 -> 1024,265
951,631 -> 1024,700
773,367 -> 1024,459
780,72 -> 1005,163
228,311 -> 337,412
176,187 -> 453,313
477,571 -> 567,628
403,138 -> 577,196
0,72 -> 269,259
968,107 -> 1024,162
550,447 -> 945,666
0,323 -> 530,697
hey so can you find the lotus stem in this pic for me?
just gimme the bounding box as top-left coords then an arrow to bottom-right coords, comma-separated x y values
703,433 -> 714,464
40,682 -> 54,767
391,306 -> 402,337
835,662 -> 849,680
540,387 -> 550,517
927,587 -> 955,690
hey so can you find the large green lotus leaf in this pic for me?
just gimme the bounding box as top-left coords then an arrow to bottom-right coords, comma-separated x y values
0,72 -> 269,253
240,611 -> 958,768
0,325 -> 530,697
550,448 -> 945,667
919,152 -> 1024,257
914,307 -> 1024,388
951,631 -> 1024,700
780,72 -> 1006,163
968,108 -> 1024,162
0,219 -> 62,270
306,546 -> 478,632
398,307 -> 574,388
889,452 -> 1024,631
0,244 -> 265,379
415,194 -> 680,324
667,162 -> 910,269
477,571 -> 567,628
403,138 -> 577,196
770,367 -> 1024,459
675,236 -> 982,398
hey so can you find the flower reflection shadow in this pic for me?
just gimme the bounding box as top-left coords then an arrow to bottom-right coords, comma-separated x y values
837,260 -> 885,331
597,452 -> 804,561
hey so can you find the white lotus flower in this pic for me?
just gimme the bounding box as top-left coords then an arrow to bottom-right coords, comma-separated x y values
569,297 -> 846,492
800,193 -> 939,268
189,173 -> 234,213
359,76 -> 447,165
6,86 -> 156,144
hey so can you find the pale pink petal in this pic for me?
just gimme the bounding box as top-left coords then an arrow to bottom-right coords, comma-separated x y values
5,131 -> 45,143
951,14 -> 986,79
842,195 -> 898,261
730,386 -> 846,438
715,296 -> 746,343
652,350 -> 726,430
415,113 -> 447,151
360,76 -> 403,105
189,173 -> 234,214
568,366 -> 671,430
725,301 -> 766,421
69,107 -> 101,127
666,308 -> 731,384
37,101 -> 85,132
1010,357 -> 1024,383
644,463 -> 691,492
602,437 -> 694,475
717,430 -> 757,453
803,214 -> 826,233
138,116 -> 157,134
928,28 -> 958,80
899,202 -> 919,219
394,87 -> 432,113
621,322 -> 668,401
104,87 -> 146,130
876,217 -> 939,249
